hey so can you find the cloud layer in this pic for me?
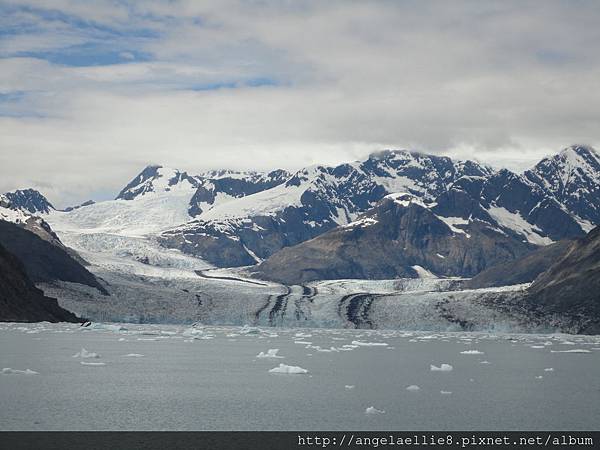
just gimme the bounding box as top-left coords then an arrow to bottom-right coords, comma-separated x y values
1,1 -> 599,206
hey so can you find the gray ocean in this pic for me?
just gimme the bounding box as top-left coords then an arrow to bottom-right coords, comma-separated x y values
1,322 -> 599,430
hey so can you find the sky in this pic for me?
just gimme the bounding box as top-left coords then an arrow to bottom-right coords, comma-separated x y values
1,0 -> 600,207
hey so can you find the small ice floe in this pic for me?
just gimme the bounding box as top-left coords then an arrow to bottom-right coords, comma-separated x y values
550,349 -> 591,353
345,385 -> 355,390
351,340 -> 388,347
342,344 -> 359,349
314,346 -> 340,353
182,327 -> 203,337
239,325 -> 261,335
535,375 -> 543,379
406,385 -> 420,391
294,340 -> 312,345
72,348 -> 100,359
530,345 -> 545,349
268,363 -> 308,374
88,323 -> 127,332
81,362 -> 105,366
460,350 -> 484,355
430,364 -> 453,372
295,333 -> 312,338
2,368 -> 38,375
256,349 -> 283,359
544,368 -> 554,372
365,406 -> 385,415
440,391 -> 452,395
159,330 -> 176,336
118,338 -> 126,342
123,353 -> 144,357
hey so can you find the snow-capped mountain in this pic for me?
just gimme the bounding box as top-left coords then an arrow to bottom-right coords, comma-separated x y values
160,151 -> 495,266
116,165 -> 202,201
187,169 -> 290,216
3,188 -> 54,214
9,145 -> 598,278
433,169 -> 584,245
525,145 -> 600,230
251,192 -> 541,284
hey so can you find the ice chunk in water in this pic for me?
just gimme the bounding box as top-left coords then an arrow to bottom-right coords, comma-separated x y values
2,368 -> 38,375
268,364 -> 308,374
351,340 -> 388,347
239,325 -> 261,335
81,362 -> 106,366
72,348 -> 100,359
406,385 -> 420,391
544,368 -> 554,372
550,349 -> 591,353
123,353 -> 144,357
365,406 -> 385,415
440,391 -> 452,395
256,349 -> 283,359
460,350 -> 484,355
430,364 -> 453,372
345,385 -> 355,390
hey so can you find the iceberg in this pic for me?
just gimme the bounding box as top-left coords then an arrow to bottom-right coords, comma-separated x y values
430,364 -> 453,372
550,349 -> 591,353
72,348 -> 100,359
351,340 -> 388,347
2,368 -> 38,375
256,349 -> 283,359
365,406 -> 385,415
268,364 -> 308,374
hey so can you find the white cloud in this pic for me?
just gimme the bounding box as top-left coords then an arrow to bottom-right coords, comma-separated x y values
1,0 -> 600,206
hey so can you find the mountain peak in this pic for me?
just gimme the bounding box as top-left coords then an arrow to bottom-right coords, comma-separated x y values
116,165 -> 200,201
557,144 -> 600,167
525,145 -> 600,226
2,189 -> 54,214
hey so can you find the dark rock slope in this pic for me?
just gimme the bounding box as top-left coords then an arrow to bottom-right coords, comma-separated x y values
465,239 -> 574,289
0,242 -> 82,322
0,220 -> 107,294
252,194 -> 535,284
523,227 -> 600,333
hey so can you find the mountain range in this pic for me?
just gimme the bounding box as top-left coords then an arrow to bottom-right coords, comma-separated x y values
0,144 -> 598,330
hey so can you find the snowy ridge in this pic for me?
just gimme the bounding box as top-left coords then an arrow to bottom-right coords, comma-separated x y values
525,145 -> 600,226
